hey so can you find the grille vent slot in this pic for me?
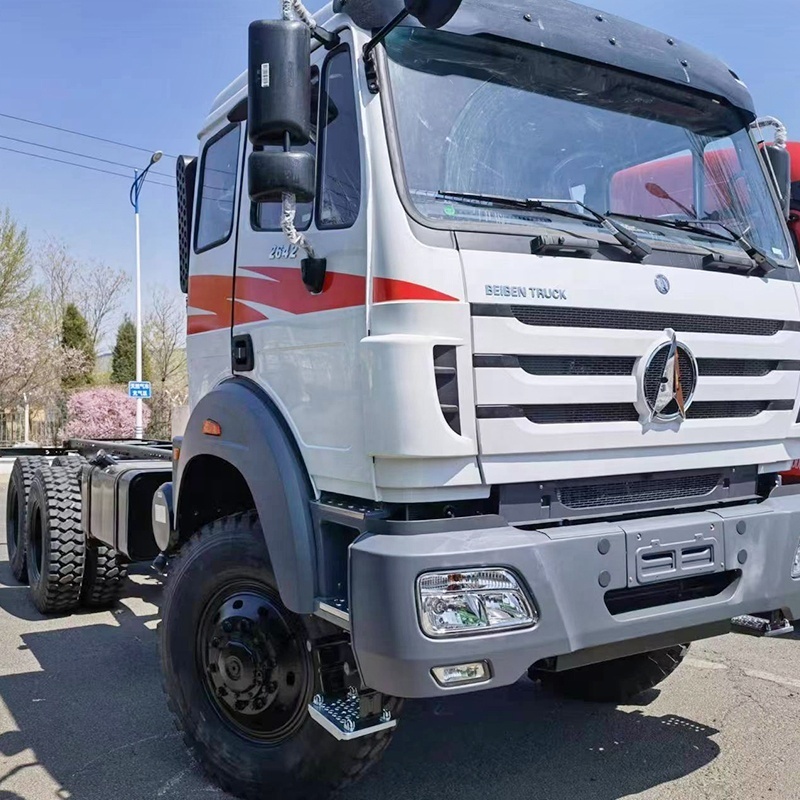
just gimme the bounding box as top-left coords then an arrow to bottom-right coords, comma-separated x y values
434,346 -> 460,435
471,304 -> 789,336
474,355 -> 793,377
476,400 -> 792,424
557,472 -> 721,509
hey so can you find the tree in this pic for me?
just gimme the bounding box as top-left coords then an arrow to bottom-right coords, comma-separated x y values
61,303 -> 95,388
145,289 -> 186,388
35,237 -> 78,330
0,207 -> 31,310
35,236 -> 130,348
0,293 -> 85,409
77,262 -> 131,350
111,316 -> 150,384
144,288 -> 187,439
64,387 -> 151,440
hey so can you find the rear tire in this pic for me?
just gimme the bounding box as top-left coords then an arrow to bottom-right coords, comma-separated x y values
52,453 -> 88,475
530,644 -> 690,703
25,466 -> 86,614
81,543 -> 128,608
5,456 -> 48,583
160,511 -> 401,800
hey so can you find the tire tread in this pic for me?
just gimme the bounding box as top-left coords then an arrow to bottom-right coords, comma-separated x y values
6,456 -> 49,582
27,466 -> 86,614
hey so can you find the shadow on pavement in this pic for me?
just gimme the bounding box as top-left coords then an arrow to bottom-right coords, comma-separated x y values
0,572 -> 720,800
0,562 -> 164,623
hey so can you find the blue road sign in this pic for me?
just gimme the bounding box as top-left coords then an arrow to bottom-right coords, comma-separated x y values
128,381 -> 152,399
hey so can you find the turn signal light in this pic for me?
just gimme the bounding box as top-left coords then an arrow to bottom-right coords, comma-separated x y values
202,419 -> 222,436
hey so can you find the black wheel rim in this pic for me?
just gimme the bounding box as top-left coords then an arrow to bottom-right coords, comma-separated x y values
196,581 -> 311,743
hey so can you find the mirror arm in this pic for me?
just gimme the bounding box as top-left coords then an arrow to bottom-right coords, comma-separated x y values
362,9 -> 409,94
310,24 -> 341,49
363,8 -> 410,59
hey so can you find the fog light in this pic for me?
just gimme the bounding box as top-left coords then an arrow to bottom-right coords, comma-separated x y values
417,568 -> 537,637
792,537 -> 800,578
432,661 -> 490,687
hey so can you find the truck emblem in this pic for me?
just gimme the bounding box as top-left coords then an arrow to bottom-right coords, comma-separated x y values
642,330 -> 697,422
654,275 -> 670,295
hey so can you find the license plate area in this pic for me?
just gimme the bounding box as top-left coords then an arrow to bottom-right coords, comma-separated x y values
623,518 -> 723,586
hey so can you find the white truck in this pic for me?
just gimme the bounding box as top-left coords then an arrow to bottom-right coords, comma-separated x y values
7,0 -> 800,798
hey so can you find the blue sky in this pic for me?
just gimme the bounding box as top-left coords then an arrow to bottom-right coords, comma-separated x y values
1,0 -> 799,347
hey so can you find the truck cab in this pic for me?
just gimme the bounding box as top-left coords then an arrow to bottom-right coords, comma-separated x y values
160,1 -> 800,797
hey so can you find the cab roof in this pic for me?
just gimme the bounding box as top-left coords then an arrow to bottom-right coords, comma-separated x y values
203,0 -> 756,136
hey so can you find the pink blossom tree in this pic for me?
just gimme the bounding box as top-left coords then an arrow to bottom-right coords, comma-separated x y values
64,387 -> 151,440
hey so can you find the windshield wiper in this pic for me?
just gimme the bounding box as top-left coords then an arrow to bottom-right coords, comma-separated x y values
437,191 -> 652,261
698,221 -> 779,277
607,212 -> 777,277
607,212 -> 737,244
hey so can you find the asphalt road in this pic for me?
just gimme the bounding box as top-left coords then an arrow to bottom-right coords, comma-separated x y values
2,478 -> 800,799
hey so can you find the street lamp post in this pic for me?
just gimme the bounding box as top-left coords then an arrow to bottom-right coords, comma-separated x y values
129,150 -> 163,440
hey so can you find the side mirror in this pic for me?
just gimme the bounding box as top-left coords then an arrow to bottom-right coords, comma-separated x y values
404,0 -> 462,28
761,143 -> 791,218
247,20 -> 315,203
248,150 -> 315,204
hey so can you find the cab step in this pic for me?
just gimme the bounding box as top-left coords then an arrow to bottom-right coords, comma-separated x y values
315,597 -> 350,630
731,612 -> 794,637
308,690 -> 396,741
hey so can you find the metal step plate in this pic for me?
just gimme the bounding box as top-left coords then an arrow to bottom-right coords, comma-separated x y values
731,614 -> 794,638
307,693 -> 396,741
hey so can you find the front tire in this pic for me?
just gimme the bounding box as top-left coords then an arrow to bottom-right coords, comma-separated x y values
6,456 -> 48,582
25,466 -> 86,614
530,644 -> 690,703
160,511 -> 400,800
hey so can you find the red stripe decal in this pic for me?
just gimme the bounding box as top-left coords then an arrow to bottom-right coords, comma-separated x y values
187,268 -> 457,334
372,277 -> 457,303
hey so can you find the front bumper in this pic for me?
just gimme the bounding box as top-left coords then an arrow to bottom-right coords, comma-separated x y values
349,488 -> 800,698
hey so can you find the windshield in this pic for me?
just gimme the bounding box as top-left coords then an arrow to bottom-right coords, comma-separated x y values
383,27 -> 794,267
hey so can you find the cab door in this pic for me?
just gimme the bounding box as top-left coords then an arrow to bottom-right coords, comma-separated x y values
233,33 -> 372,497
185,122 -> 244,406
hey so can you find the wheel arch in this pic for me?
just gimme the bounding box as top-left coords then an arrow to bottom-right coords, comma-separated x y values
175,378 -> 317,614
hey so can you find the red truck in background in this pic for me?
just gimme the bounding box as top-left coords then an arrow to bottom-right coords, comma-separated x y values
778,140 -> 800,483
610,135 -> 800,486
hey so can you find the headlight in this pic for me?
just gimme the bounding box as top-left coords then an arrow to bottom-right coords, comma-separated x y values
417,568 -> 537,638
792,536 -> 800,579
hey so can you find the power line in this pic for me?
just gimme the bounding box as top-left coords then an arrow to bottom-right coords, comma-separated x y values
0,133 -> 175,180
0,145 -> 175,189
0,112 -> 178,159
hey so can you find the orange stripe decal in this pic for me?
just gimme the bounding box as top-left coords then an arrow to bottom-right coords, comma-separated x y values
187,268 -> 457,334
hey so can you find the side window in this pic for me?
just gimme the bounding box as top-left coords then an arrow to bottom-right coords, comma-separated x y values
195,125 -> 241,252
253,68 -> 320,232
317,46 -> 361,230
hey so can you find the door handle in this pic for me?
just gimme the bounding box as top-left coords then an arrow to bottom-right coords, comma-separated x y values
232,334 -> 254,372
